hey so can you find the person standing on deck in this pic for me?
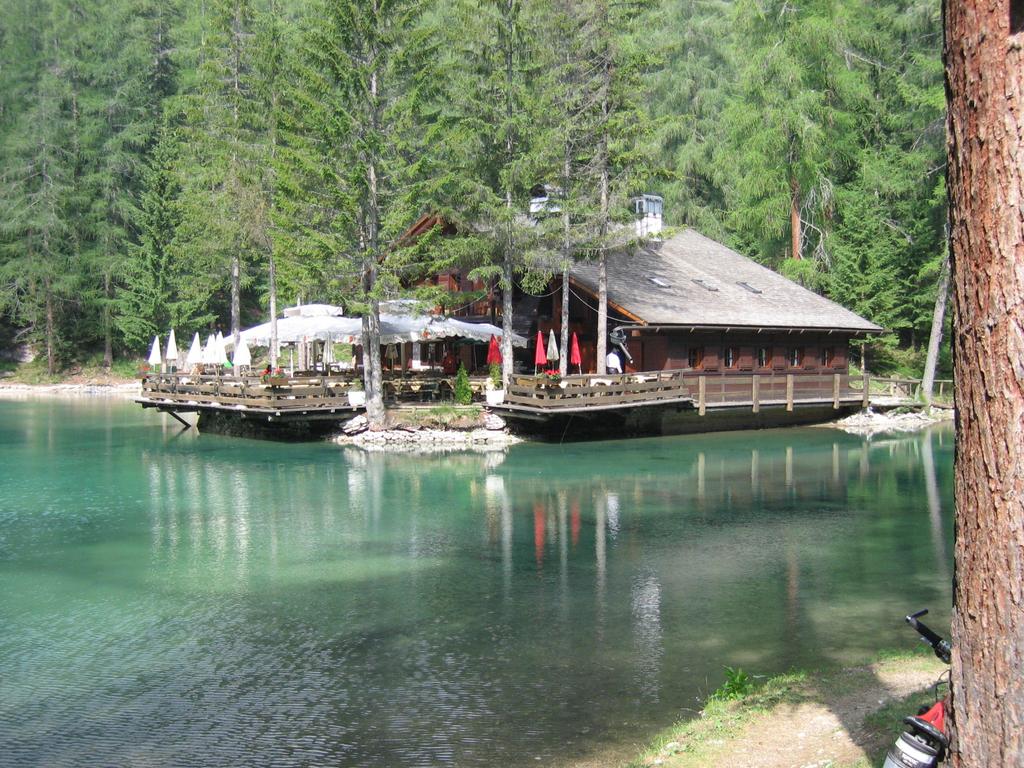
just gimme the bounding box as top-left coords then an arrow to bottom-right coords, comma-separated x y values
606,349 -> 623,374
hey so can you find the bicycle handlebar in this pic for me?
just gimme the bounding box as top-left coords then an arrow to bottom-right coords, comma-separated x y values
906,609 -> 952,664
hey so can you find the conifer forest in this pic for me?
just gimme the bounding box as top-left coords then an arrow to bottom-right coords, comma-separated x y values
0,0 -> 948,376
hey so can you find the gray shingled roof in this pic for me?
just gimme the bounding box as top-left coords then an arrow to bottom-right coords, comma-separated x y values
570,229 -> 882,333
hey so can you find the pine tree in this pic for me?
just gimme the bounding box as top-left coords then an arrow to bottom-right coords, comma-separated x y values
177,0 -> 265,348
439,0 -> 549,387
579,0 -> 657,373
281,0 -> 440,424
0,0 -> 83,374
720,0 -> 868,265
114,124 -> 213,350
81,0 -> 181,365
648,0 -> 732,235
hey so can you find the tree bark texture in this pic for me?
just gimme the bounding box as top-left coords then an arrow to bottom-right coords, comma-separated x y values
103,271 -> 113,369
596,7 -> 610,375
45,281 -> 55,376
922,252 -> 951,403
230,252 -> 241,349
269,254 -> 278,368
790,177 -> 802,260
501,250 -> 514,388
560,148 -> 572,378
945,1 -> 1024,764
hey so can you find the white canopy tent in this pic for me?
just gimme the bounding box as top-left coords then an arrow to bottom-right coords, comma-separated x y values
227,312 -> 525,349
282,303 -> 345,318
231,315 -> 363,347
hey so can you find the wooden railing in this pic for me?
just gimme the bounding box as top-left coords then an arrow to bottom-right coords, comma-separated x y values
504,370 -> 872,413
506,370 -> 692,411
139,371 -> 494,411
139,372 -> 361,411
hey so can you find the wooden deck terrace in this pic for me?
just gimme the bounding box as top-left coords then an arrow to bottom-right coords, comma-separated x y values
135,371 -> 496,422
495,370 -> 879,419
136,370 -> 937,431
136,372 -> 362,422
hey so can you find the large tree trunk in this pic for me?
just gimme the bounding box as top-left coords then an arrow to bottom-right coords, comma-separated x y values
789,177 -> 802,260
921,252 -> 950,404
45,280 -> 55,376
501,248 -> 514,388
560,147 -> 571,378
945,1 -> 1024,765
595,55 -> 610,375
230,253 -> 241,349
499,0 -> 516,389
103,271 -> 113,369
362,296 -> 385,426
268,254 -> 278,368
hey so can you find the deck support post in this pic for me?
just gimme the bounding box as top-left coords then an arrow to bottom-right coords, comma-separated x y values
166,410 -> 191,429
833,373 -> 841,409
698,376 -> 706,416
786,374 -> 794,412
752,375 -> 760,413
862,374 -> 870,409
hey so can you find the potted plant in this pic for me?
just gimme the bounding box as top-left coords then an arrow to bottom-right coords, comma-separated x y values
347,377 -> 366,407
485,362 -> 505,405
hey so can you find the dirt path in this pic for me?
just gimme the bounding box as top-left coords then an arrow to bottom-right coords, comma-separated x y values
636,655 -> 946,768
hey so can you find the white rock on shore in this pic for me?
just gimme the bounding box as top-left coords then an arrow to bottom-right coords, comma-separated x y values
334,426 -> 522,451
826,406 -> 953,435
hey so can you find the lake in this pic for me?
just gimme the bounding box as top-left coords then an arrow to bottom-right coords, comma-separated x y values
0,396 -> 953,767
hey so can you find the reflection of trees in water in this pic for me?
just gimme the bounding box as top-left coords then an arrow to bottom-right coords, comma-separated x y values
137,426 -> 953,713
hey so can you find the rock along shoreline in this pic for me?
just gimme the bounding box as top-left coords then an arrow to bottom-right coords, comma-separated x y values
821,405 -> 954,436
0,381 -> 141,397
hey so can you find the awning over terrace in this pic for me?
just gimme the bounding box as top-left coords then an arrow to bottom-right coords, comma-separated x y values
227,308 -> 525,348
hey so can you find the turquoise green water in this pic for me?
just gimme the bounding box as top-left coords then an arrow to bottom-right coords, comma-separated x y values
0,398 -> 952,767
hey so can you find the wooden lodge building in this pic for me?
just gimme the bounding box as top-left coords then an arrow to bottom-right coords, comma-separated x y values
413,218 -> 884,437
429,226 -> 881,381
137,210 -> 886,441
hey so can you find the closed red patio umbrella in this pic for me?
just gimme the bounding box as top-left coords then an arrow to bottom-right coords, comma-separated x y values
533,330 -> 547,373
569,332 -> 582,374
486,334 -> 501,366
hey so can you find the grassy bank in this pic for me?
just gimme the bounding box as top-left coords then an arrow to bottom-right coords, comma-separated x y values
628,648 -> 946,768
0,355 -> 138,385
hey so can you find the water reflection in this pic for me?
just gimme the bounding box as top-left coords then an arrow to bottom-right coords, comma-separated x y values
0,399 -> 955,768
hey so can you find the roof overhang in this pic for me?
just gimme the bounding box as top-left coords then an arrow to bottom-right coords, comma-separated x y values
614,323 -> 884,336
567,277 -> 646,324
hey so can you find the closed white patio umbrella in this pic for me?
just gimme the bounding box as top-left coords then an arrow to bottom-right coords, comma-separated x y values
233,337 -> 252,368
546,329 -> 559,362
148,335 -> 162,367
203,334 -> 217,365
165,329 -> 178,365
186,333 -> 202,367
215,331 -> 230,366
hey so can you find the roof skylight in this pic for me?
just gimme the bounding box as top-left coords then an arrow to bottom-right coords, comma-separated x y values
736,281 -> 762,294
691,278 -> 719,292
648,277 -> 672,288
